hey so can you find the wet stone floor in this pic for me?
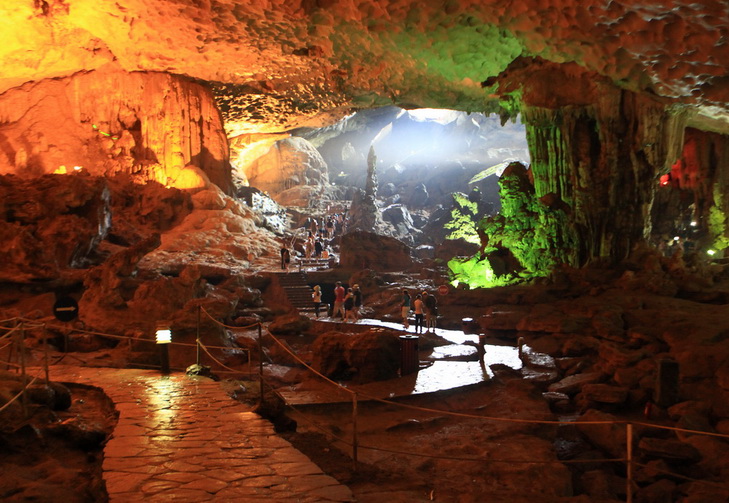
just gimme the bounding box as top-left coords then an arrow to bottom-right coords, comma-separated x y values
46,366 -> 355,502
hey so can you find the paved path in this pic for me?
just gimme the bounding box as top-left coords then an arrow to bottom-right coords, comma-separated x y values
47,366 -> 354,502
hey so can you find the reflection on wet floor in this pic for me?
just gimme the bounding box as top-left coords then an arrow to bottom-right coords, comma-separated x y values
307,317 -> 523,398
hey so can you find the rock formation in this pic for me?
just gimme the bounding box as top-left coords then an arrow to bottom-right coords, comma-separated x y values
0,65 -> 231,192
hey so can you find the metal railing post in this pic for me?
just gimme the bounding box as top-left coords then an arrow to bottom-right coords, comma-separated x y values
626,423 -> 633,503
352,392 -> 358,471
258,323 -> 264,403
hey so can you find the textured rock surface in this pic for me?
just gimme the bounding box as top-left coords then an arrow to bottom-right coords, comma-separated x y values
1,1 -> 727,134
0,66 -> 231,190
339,231 -> 413,271
0,174 -> 110,281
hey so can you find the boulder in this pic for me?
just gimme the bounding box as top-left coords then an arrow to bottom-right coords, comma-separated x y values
268,313 -> 311,335
575,409 -> 625,458
478,305 -> 531,331
245,137 -> 329,197
638,437 -> 702,463
434,238 -> 479,261
548,372 -> 604,395
339,231 -> 412,271
635,479 -> 677,503
310,329 -> 401,383
580,384 -> 629,404
409,183 -> 429,207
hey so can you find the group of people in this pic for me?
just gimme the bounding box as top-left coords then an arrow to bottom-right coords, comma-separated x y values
311,281 -> 363,321
303,233 -> 325,259
310,283 -> 438,332
401,289 -> 437,333
307,212 -> 346,241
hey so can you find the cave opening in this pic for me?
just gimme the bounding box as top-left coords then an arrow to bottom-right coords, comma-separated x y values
231,105 -> 531,258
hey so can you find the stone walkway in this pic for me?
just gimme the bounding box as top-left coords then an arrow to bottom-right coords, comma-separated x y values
47,365 -> 354,502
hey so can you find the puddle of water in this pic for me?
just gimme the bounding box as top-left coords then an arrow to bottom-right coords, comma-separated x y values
351,318 -> 524,394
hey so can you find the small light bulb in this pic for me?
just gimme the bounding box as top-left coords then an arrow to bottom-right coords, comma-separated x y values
673,236 -> 679,241
708,249 -> 716,256
690,221 -> 697,226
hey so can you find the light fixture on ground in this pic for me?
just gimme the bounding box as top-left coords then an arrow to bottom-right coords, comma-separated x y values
156,323 -> 172,374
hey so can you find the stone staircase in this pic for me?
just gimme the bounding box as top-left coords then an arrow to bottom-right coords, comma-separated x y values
275,272 -> 315,313
294,256 -> 335,272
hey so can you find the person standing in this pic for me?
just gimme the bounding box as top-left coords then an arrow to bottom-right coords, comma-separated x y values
413,294 -> 425,334
280,244 -> 290,271
312,285 -> 322,318
333,281 -> 345,319
314,238 -> 323,258
305,235 -> 314,259
423,290 -> 437,333
352,284 -> 363,320
401,289 -> 411,329
310,218 -> 318,236
344,288 -> 356,322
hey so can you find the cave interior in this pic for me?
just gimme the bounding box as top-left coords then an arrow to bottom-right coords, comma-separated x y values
2,0 -> 729,501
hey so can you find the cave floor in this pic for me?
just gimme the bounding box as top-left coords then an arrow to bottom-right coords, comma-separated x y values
276,318 -> 524,405
39,366 -> 355,503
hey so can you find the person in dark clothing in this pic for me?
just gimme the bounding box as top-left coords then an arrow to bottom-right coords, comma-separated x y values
413,294 -> 424,334
312,285 -> 322,318
314,238 -> 323,258
352,284 -> 363,320
423,291 -> 437,332
280,245 -> 290,270
344,288 -> 356,322
401,289 -> 411,329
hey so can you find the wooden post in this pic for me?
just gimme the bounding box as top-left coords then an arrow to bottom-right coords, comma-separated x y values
352,392 -> 358,471
196,305 -> 201,366
43,323 -> 50,385
19,322 -> 28,418
626,423 -> 633,503
258,323 -> 264,403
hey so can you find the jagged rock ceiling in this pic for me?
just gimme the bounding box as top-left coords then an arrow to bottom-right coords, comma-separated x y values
2,0 -> 728,136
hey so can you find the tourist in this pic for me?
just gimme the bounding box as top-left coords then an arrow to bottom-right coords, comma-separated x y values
280,243 -> 290,271
305,235 -> 314,259
312,285 -> 322,318
353,284 -> 363,320
332,281 -> 345,319
423,290 -> 437,332
310,218 -> 318,236
314,238 -> 323,258
413,294 -> 424,334
344,288 -> 356,322
401,289 -> 411,329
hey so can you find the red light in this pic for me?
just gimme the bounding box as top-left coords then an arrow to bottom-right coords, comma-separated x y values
659,174 -> 670,186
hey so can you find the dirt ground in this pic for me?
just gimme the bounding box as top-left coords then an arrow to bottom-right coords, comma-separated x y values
275,374 -> 587,503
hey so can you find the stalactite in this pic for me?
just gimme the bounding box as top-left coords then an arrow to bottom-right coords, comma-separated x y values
0,66 -> 232,193
521,87 -> 684,267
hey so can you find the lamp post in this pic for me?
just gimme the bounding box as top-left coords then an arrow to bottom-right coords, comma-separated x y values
156,324 -> 171,374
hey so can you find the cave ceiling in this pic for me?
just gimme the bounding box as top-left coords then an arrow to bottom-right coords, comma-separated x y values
2,0 -> 728,136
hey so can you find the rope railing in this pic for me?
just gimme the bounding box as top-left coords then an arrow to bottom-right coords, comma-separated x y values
20,317 -> 250,353
258,319 -> 729,503
0,325 -> 21,340
0,376 -> 38,414
263,326 -> 355,395
200,306 -> 262,331
4,304 -> 729,503
198,340 -> 249,375
632,461 -> 729,492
